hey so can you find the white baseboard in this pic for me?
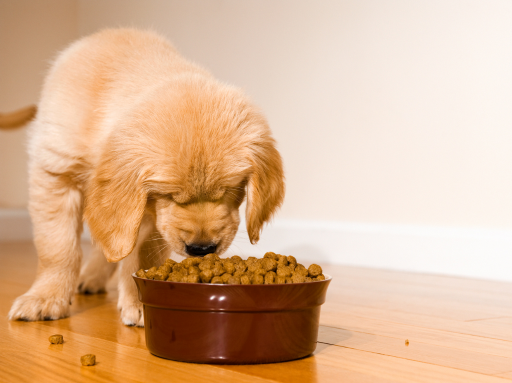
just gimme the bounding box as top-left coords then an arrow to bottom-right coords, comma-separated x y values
227,219 -> 512,283
2,209 -> 511,282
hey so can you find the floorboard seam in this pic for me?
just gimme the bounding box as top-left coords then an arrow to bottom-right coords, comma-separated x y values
465,316 -> 512,322
317,341 -> 512,377
322,313 -> 512,343
318,326 -> 512,361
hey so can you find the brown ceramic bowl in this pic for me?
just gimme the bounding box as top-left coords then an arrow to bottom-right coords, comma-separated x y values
132,274 -> 331,364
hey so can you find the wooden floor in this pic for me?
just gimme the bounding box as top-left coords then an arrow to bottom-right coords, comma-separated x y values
1,242 -> 512,382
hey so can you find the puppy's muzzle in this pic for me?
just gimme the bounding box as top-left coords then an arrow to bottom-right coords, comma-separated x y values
186,243 -> 217,257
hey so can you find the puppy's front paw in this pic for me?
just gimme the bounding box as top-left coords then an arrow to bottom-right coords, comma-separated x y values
9,294 -> 70,321
77,274 -> 107,294
119,301 -> 144,327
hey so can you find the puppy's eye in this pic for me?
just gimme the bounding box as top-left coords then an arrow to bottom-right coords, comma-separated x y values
210,188 -> 225,201
213,225 -> 227,234
147,191 -> 173,200
172,192 -> 192,204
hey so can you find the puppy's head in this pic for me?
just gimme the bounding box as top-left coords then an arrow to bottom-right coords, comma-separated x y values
151,188 -> 245,258
84,78 -> 285,262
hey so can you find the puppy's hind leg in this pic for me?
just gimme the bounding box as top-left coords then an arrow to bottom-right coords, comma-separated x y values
9,167 -> 83,321
78,243 -> 117,294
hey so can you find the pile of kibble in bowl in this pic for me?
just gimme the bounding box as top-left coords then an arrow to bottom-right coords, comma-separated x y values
136,252 -> 325,285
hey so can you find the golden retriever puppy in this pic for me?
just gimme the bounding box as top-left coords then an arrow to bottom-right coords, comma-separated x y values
8,28 -> 284,326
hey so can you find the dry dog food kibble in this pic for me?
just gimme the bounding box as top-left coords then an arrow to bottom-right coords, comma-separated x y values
308,264 -> 322,277
80,354 -> 96,366
221,273 -> 232,283
49,334 -> 63,344
136,253 -> 325,285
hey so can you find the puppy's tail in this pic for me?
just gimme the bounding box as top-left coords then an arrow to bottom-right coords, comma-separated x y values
0,105 -> 37,129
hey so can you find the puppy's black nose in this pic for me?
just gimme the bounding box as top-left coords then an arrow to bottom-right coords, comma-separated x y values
186,243 -> 217,256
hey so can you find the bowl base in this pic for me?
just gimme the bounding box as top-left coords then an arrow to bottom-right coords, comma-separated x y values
144,306 -> 321,365
149,350 -> 315,365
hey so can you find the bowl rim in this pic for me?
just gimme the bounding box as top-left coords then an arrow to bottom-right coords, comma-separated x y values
132,272 -> 332,286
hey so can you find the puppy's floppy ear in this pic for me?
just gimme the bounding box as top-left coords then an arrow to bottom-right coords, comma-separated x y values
246,131 -> 285,244
83,149 -> 147,263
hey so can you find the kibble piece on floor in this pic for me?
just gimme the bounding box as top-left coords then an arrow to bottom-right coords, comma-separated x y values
49,334 -> 63,344
80,354 -> 96,366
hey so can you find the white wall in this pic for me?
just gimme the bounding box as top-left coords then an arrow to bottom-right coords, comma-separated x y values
3,0 -> 512,228
0,0 -> 78,207
77,0 -> 512,229
1,1 -> 512,280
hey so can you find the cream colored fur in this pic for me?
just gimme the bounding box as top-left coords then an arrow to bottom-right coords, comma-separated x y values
8,28 -> 284,326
